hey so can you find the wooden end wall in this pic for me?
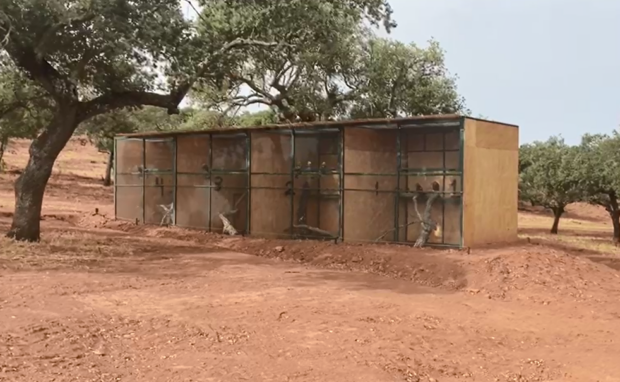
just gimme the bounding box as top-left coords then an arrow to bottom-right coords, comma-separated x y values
343,128 -> 397,242
463,118 -> 519,247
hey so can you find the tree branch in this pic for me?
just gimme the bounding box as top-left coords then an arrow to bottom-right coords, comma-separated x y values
79,91 -> 179,120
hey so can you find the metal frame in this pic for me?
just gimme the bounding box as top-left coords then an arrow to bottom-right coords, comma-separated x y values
113,116 -> 466,248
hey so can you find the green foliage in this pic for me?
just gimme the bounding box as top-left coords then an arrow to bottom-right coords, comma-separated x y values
0,60 -> 53,141
236,110 -> 278,126
573,133 -> 620,204
519,137 -> 582,218
348,38 -> 467,118
82,107 -> 188,153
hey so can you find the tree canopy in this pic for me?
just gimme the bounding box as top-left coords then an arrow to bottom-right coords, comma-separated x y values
192,2 -> 466,121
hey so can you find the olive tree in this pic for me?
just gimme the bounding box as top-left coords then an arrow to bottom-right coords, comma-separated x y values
573,132 -> 620,241
519,137 -> 582,234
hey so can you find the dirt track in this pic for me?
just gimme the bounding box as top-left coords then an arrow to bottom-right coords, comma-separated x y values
1,138 -> 620,381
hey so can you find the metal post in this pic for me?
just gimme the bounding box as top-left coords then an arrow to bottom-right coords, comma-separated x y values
458,118 -> 465,248
142,138 -> 146,224
338,126 -> 344,241
246,132 -> 251,235
113,138 -> 118,220
441,132 -> 446,244
289,129 -> 295,237
393,125 -> 401,242
208,133 -> 213,232
172,137 -> 177,226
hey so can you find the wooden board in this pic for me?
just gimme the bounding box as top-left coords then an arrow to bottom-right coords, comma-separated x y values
144,139 -> 174,171
251,132 -> 291,173
250,175 -> 291,238
177,134 -> 210,173
212,135 -> 247,170
116,139 -> 143,173
463,118 -> 519,247
115,185 -> 142,222
343,127 -> 398,242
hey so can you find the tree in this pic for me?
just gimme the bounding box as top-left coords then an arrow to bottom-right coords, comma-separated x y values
573,132 -> 620,241
519,137 -> 582,234
0,0 -> 394,241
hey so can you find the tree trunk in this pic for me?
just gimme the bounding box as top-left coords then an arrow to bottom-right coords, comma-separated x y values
0,135 -> 7,167
550,207 -> 563,234
6,106 -> 80,242
607,191 -> 620,242
103,150 -> 114,187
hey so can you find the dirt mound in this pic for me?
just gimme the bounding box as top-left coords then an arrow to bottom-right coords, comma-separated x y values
464,246 -> 620,304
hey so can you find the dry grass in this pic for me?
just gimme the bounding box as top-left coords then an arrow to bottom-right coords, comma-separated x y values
520,232 -> 620,255
0,232 -> 136,270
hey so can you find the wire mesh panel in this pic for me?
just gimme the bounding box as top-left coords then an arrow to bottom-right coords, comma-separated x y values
250,130 -> 293,238
115,138 -> 143,222
398,125 -> 463,246
176,134 -> 211,229
210,133 -> 249,234
291,128 -> 342,240
143,138 -> 175,225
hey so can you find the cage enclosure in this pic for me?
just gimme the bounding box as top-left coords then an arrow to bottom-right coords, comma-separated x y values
115,115 -> 518,248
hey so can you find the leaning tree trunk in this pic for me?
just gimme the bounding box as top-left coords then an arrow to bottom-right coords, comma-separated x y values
6,106 -> 80,242
550,207 -> 563,234
103,150 -> 114,187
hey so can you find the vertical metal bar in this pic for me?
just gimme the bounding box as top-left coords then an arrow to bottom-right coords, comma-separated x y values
393,124 -> 401,242
289,129 -> 295,238
172,137 -> 177,226
339,126 -> 344,242
113,138 -> 118,220
142,138 -> 146,224
208,133 -> 213,232
441,132 -> 446,244
246,132 -> 251,235
458,118 -> 465,248
316,131 -> 321,234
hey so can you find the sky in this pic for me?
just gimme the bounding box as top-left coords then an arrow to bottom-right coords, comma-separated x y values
380,0 -> 620,144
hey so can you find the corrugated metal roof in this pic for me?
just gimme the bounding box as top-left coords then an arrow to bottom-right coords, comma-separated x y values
115,114 -> 518,139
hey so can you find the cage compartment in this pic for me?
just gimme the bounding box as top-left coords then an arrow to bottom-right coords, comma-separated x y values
291,129 -> 342,240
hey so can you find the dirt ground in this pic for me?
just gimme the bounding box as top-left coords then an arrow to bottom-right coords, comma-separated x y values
1,138 -> 620,382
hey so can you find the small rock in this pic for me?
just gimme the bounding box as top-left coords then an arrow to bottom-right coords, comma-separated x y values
274,246 -> 284,253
